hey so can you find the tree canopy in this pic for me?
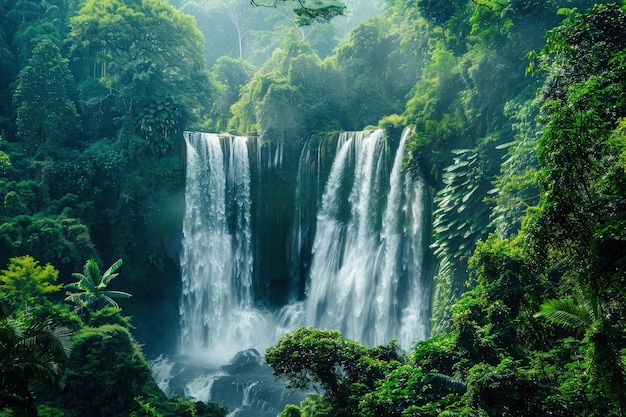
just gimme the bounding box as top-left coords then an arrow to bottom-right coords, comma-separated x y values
68,0 -> 211,154
0,0 -> 625,415
251,0 -> 347,26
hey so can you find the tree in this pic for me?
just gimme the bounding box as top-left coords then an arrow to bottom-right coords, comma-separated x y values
329,17 -> 415,130
64,259 -> 130,320
208,56 -> 256,132
68,0 -> 211,154
360,363 -> 466,417
535,295 -> 626,412
228,32 -> 331,137
251,0 -> 346,26
278,404 -> 301,417
266,327 -> 368,394
516,4 -> 626,414
265,326 -> 402,416
57,324 -> 155,416
51,323 -> 228,417
417,0 -> 466,28
529,0 -> 626,337
180,0 -> 256,63
464,357 -> 544,417
0,256 -> 61,309
0,306 -> 72,416
12,38 -> 79,155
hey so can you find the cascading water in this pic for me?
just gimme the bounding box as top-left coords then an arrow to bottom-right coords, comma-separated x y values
179,132 -> 267,362
177,127 -> 429,358
380,129 -> 430,346
306,128 -> 430,347
306,130 -> 385,343
157,128 -> 430,417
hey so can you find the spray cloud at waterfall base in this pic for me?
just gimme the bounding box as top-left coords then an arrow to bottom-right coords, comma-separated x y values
152,129 -> 432,415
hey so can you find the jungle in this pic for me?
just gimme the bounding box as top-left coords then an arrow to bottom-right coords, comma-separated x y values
0,0 -> 624,416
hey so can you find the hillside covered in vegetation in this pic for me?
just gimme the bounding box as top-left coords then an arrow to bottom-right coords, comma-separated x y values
0,0 -> 625,416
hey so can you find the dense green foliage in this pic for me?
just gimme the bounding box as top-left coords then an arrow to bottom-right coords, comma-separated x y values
0,303 -> 72,417
68,0 -> 211,155
0,256 -> 61,305
266,327 -> 402,416
227,13 -> 424,138
13,38 -> 79,156
264,2 -> 626,417
1,0 -> 625,415
0,257 -> 227,417
50,324 -> 226,417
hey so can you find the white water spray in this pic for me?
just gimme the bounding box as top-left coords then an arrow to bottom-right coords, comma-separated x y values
179,132 -> 270,362
307,128 -> 429,348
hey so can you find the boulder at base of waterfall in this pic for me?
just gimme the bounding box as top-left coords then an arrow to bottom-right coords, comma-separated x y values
210,349 -> 307,417
221,349 -> 264,374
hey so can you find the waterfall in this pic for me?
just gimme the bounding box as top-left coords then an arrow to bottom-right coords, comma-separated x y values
379,129 -> 429,346
179,132 -> 267,362
178,128 -> 430,361
167,128 -> 430,417
306,128 -> 429,348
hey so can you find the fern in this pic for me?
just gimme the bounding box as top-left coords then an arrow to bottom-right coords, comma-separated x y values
534,298 -> 595,329
429,372 -> 467,394
533,297 -> 594,331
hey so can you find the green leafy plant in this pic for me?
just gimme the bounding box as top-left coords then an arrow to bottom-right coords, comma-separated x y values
64,259 -> 130,318
534,297 -> 596,335
0,307 -> 72,417
430,149 -> 494,332
534,293 -> 626,411
0,256 -> 61,308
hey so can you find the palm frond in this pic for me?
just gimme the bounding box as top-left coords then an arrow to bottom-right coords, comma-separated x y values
64,291 -> 89,306
25,320 -> 72,362
582,292 -> 601,325
70,272 -> 84,281
68,273 -> 95,292
0,314 -> 71,415
534,298 -> 593,330
102,290 -> 132,299
100,296 -> 120,309
0,391 -> 37,417
0,318 -> 22,349
101,259 -> 123,286
84,259 -> 102,286
9,361 -> 61,390
64,281 -> 82,291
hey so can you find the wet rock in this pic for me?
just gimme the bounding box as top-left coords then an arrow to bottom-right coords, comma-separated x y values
151,350 -> 307,417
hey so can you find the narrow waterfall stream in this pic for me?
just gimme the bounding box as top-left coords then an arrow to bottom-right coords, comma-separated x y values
307,129 -> 430,347
178,132 -> 265,363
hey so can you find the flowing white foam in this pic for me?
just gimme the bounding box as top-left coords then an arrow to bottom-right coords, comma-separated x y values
179,132 -> 276,362
307,128 -> 429,348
